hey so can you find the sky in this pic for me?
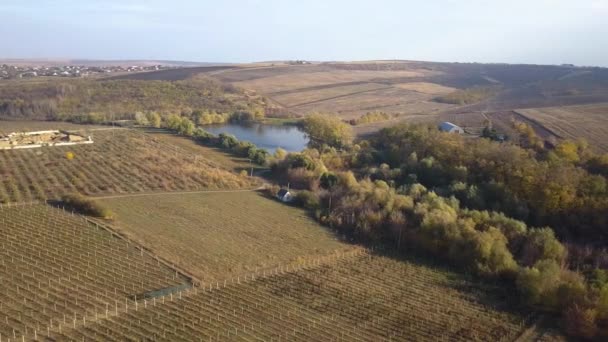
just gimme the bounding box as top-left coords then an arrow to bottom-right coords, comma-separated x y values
0,0 -> 607,66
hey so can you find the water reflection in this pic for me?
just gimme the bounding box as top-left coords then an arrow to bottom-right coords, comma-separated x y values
204,123 -> 308,153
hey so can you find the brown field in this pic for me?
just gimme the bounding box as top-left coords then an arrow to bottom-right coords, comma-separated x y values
515,104 -> 608,152
292,88 -> 443,119
54,253 -> 530,341
0,204 -> 186,340
210,63 -> 457,121
273,83 -> 390,108
231,69 -> 434,94
0,128 -> 254,203
96,191 -> 353,282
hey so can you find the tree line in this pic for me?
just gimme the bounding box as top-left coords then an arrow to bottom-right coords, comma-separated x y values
268,118 -> 608,339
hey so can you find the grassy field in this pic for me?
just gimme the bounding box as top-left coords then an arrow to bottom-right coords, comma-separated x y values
96,191 -> 353,282
0,128 -> 254,203
515,103 -> 608,152
54,253 -> 530,341
0,203 -> 186,340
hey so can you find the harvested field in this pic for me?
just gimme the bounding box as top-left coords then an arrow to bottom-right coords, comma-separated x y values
214,64 -> 454,122
233,69 -> 430,94
293,88 -> 434,119
273,83 -> 389,108
0,129 -> 254,203
96,191 -> 353,282
0,203 -> 187,340
515,104 -> 608,152
54,253 -> 529,341
337,101 -> 452,118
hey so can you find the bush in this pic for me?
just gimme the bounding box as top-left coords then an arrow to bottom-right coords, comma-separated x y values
61,193 -> 114,219
295,190 -> 320,210
193,128 -> 215,142
434,86 -> 500,105
352,111 -> 391,125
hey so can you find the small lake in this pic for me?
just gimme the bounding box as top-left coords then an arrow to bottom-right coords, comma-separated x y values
204,123 -> 309,153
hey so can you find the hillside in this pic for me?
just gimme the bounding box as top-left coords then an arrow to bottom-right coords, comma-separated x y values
0,77 -> 260,122
206,61 -> 608,144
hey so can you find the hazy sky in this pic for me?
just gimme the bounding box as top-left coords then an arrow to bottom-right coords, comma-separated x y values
1,0 -> 607,66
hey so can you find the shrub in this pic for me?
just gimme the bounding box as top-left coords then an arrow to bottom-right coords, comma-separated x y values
295,190 -> 320,210
434,86 -> 500,105
61,193 -> 114,219
353,111 -> 391,125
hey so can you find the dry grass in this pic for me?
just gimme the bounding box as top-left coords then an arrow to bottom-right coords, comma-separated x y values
96,191 -> 353,282
0,129 -> 254,203
140,129 -> 259,172
515,103 -> 608,152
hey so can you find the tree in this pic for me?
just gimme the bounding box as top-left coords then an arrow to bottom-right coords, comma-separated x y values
274,147 -> 287,161
302,113 -> 353,148
166,114 -> 182,130
134,112 -> 148,126
178,117 -> 195,136
320,172 -> 339,189
147,112 -> 161,128
555,141 -> 580,163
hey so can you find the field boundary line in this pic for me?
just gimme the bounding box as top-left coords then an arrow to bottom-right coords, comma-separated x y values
82,215 -> 200,285
268,80 -> 377,96
511,110 -> 564,139
90,187 -> 265,200
289,86 -> 394,108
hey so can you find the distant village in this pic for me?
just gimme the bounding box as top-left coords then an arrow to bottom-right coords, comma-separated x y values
0,64 -> 171,79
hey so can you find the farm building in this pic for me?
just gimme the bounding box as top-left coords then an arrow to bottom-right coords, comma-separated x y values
438,122 -> 464,134
0,130 -> 93,150
276,189 -> 293,203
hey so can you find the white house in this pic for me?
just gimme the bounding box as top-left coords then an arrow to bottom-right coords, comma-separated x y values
276,189 -> 293,203
438,122 -> 464,134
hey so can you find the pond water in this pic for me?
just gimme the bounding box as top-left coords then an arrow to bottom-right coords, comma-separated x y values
204,123 -> 309,153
